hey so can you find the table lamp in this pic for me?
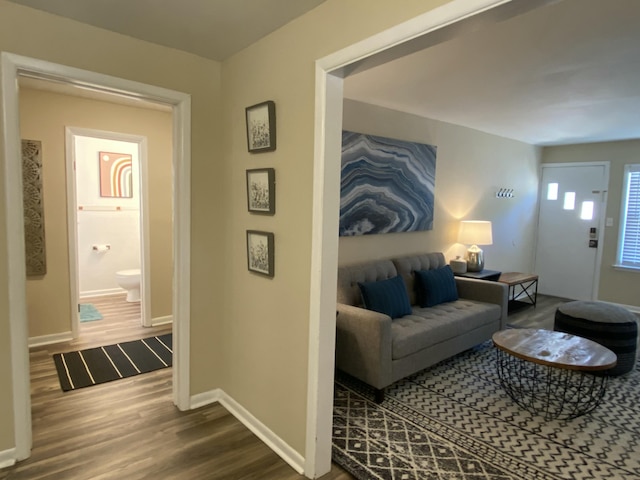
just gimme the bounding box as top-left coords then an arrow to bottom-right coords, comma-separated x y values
458,220 -> 493,272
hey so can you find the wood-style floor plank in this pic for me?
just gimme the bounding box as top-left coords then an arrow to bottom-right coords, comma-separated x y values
5,293 -> 567,479
1,294 -> 353,480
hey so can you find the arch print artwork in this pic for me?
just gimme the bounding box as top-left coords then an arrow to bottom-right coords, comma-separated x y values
99,151 -> 133,198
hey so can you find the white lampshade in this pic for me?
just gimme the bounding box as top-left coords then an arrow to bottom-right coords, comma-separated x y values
458,221 -> 493,246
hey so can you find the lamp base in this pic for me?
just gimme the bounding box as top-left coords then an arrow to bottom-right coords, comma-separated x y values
466,245 -> 484,272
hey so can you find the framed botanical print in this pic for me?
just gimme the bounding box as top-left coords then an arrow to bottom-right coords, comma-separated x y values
245,101 -> 276,153
246,230 -> 274,277
246,168 -> 275,214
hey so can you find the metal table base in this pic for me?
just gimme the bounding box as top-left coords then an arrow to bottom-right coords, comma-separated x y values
496,349 -> 609,421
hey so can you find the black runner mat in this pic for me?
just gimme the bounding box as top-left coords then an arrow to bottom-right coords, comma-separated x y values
53,334 -> 172,392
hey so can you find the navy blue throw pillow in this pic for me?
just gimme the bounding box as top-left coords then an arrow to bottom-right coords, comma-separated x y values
358,275 -> 412,319
415,266 -> 458,307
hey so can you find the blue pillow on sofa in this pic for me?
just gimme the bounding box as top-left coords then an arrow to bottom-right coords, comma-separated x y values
358,275 -> 412,319
415,266 -> 458,307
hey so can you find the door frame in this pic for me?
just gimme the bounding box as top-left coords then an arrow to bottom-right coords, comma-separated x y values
535,162 -> 609,301
66,127 -> 152,334
1,52 -> 191,462
308,0 -> 531,475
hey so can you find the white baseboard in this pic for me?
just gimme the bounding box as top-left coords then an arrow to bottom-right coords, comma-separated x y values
190,389 -> 222,409
80,287 -> 125,299
190,389 -> 305,475
0,448 -> 16,469
28,331 -> 74,348
151,315 -> 173,326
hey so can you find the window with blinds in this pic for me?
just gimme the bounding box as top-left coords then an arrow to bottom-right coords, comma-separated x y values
617,164 -> 640,268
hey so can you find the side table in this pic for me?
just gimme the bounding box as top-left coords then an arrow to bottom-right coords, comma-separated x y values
454,269 -> 501,281
498,272 -> 538,312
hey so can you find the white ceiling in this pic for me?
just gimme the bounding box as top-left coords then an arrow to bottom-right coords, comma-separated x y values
7,0 -> 327,61
344,0 -> 640,146
10,0 -> 640,146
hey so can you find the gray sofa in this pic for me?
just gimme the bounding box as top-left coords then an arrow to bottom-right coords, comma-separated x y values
336,252 -> 508,402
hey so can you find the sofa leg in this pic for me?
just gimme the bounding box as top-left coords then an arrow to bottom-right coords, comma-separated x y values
374,388 -> 385,404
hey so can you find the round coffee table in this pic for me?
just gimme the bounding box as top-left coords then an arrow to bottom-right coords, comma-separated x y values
492,328 -> 617,420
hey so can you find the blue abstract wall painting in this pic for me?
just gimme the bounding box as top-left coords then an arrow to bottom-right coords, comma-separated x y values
340,131 -> 437,236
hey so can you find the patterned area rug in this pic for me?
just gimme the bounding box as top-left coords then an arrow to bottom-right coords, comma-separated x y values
333,342 -> 640,479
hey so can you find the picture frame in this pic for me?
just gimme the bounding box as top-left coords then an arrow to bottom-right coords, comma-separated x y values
99,151 -> 133,198
247,230 -> 274,277
246,168 -> 275,214
245,100 -> 276,153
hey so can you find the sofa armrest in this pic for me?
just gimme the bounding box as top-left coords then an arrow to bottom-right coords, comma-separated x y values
455,277 -> 509,328
335,303 -> 393,389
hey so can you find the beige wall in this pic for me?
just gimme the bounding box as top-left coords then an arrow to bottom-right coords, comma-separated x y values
340,100 -> 541,272
220,0 -> 467,456
0,0 -> 539,468
20,88 -> 173,338
542,140 -> 640,306
0,0 -> 222,454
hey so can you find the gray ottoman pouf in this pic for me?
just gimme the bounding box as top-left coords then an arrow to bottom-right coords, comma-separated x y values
555,301 -> 638,376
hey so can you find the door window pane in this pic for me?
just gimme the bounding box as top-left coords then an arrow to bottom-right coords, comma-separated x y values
563,192 -> 575,210
580,201 -> 594,220
547,183 -> 558,200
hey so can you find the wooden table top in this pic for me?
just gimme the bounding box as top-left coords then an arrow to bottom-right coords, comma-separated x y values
492,328 -> 617,371
498,272 -> 538,285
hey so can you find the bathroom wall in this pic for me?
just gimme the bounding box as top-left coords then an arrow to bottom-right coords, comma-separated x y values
75,135 -> 141,297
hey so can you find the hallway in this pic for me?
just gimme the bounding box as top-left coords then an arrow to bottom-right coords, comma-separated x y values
3,295 -> 350,479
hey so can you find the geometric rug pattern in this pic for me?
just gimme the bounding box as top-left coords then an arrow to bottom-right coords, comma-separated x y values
333,341 -> 640,479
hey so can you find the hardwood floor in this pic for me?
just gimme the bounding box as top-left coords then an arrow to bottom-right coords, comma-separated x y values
505,293 -> 571,330
4,293 -> 568,479
1,294 -> 353,480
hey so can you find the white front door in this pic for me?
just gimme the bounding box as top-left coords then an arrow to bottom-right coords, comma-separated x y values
535,163 -> 608,301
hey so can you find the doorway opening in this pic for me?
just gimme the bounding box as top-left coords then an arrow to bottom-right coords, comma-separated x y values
2,52 -> 191,462
66,127 -> 159,335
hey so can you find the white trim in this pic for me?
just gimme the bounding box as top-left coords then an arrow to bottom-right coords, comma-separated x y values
1,51 -> 32,462
0,449 -> 16,469
172,91 -> 191,412
190,389 -> 222,410
151,315 -> 173,326
139,135 -> 152,328
219,392 -> 305,475
28,332 -> 74,348
1,52 -> 192,463
65,127 -> 151,329
64,127 -> 81,339
307,0 -> 512,477
79,287 -> 126,299
190,389 -> 305,474
612,264 -> 640,273
305,65 -> 343,477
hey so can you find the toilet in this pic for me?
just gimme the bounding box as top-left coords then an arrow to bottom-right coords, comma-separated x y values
115,269 -> 141,302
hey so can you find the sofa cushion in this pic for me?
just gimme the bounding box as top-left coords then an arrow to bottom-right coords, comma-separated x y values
358,275 -> 412,319
392,253 -> 447,305
391,300 -> 501,359
337,259 -> 398,306
415,266 -> 458,307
